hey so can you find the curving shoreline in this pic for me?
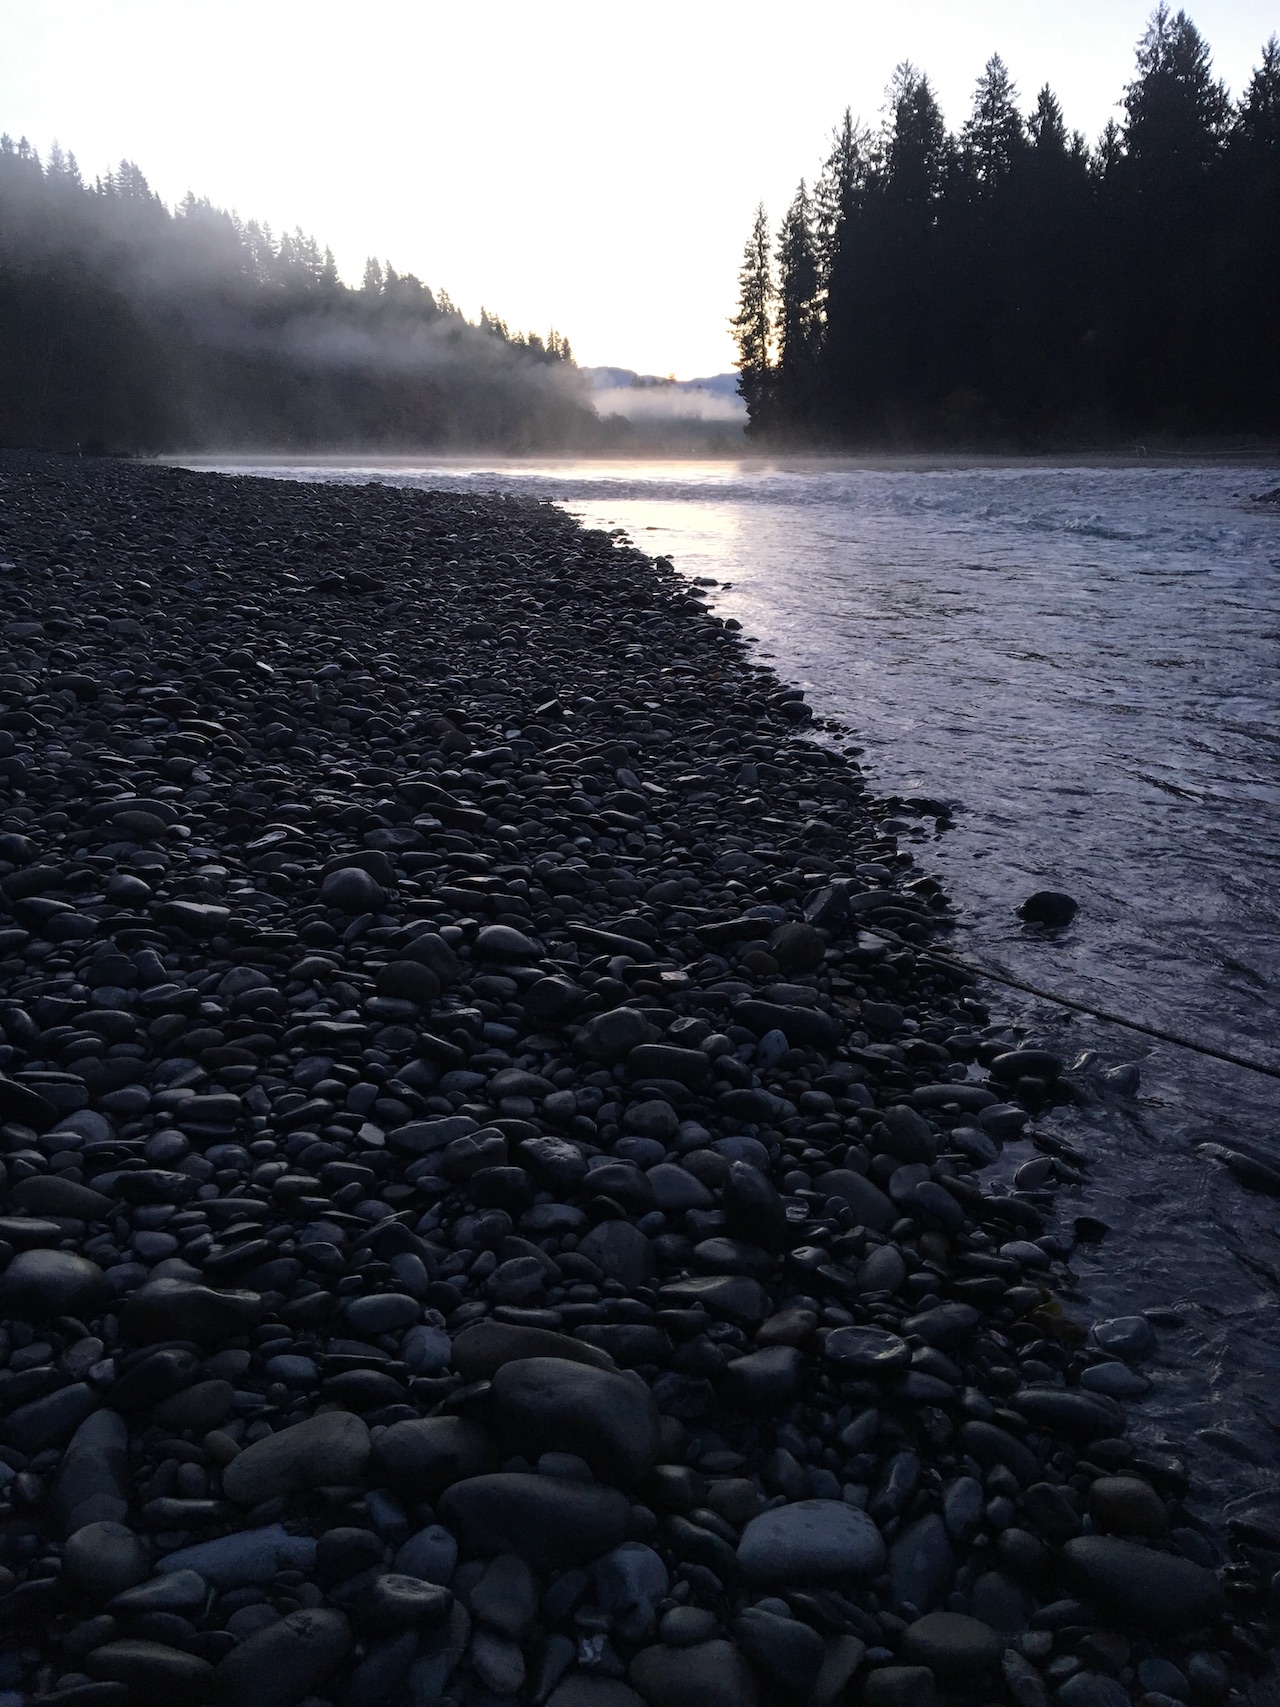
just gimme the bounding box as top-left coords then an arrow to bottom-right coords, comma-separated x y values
0,453 -> 1267,1706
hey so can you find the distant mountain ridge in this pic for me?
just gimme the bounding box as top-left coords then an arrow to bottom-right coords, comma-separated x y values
583,367 -> 745,423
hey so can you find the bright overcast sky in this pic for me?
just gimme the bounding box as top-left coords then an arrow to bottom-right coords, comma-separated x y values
1,1 -> 1275,377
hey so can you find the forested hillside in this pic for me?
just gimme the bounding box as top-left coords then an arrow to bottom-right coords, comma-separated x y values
734,7 -> 1280,444
0,142 -> 594,453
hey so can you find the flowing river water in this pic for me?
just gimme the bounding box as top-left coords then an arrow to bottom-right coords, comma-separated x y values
183,454 -> 1280,1533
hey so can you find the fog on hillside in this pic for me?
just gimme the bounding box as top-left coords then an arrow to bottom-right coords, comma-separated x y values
0,139 -> 600,455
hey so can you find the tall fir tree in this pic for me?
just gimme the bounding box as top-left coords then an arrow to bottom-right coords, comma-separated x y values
963,55 -> 1026,191
731,203 -> 775,428
1107,5 -> 1231,421
814,108 -> 868,285
774,181 -> 821,425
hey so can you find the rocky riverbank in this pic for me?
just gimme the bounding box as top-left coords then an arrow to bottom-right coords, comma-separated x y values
0,453 -> 1269,1707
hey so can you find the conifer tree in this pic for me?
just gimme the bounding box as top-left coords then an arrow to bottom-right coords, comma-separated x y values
775,181 -> 821,423
731,203 -> 775,427
814,108 -> 868,284
963,55 -> 1025,191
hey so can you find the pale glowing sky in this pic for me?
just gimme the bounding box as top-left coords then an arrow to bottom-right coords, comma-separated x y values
2,1 -> 1275,376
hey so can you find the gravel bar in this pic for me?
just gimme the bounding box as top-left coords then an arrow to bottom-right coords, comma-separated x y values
0,453 -> 1269,1707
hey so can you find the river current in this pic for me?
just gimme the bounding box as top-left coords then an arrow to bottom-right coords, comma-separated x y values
183,454 -> 1280,1530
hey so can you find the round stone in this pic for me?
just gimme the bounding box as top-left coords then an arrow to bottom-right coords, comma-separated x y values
1086,1476 -> 1169,1539
736,1499 -> 886,1584
475,923 -> 539,960
0,1248 -> 108,1320
320,864 -> 385,911
1091,1315 -> 1155,1360
903,1611 -> 1004,1680
823,1325 -> 911,1375
343,1292 -> 420,1333
64,1521 -> 150,1600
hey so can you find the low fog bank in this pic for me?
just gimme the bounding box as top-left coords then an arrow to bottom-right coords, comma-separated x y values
585,367 -> 746,423
0,139 -> 600,454
582,367 -> 747,454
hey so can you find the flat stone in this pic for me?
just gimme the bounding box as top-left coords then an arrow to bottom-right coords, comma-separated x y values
336,1571 -> 452,1633
452,1319 -> 614,1382
223,1411 -> 371,1505
1079,1362 -> 1150,1398
120,1277 -> 261,1345
902,1303 -> 981,1349
10,1175 -> 115,1219
1061,1535 -> 1224,1630
343,1291 -> 420,1333
109,1571 -> 208,1615
86,1639 -> 217,1700
824,1325 -> 911,1375
439,1473 -> 631,1571
1012,1386 -> 1125,1440
658,1274 -> 770,1329
159,1525 -> 317,1589
492,1356 -> 661,1483
737,1499 -> 885,1584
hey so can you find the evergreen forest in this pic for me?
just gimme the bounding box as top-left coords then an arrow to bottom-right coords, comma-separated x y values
0,142 -> 593,454
733,7 -> 1280,445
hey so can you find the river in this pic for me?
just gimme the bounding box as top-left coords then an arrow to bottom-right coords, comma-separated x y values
181,453 -> 1280,1531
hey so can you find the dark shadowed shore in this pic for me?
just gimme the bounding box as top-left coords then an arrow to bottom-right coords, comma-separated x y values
0,453 -> 1269,1707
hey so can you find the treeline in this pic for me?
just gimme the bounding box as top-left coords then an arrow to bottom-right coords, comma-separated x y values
0,140 -> 595,453
733,7 -> 1280,444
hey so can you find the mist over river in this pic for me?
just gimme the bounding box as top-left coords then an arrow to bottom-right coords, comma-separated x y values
184,454 -> 1280,1529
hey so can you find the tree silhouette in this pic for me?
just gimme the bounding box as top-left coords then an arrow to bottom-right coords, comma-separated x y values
732,6 -> 1280,444
731,203 -> 774,424
774,182 -> 821,427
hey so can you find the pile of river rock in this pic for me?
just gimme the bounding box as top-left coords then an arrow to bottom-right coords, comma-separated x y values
0,454 -> 1270,1707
